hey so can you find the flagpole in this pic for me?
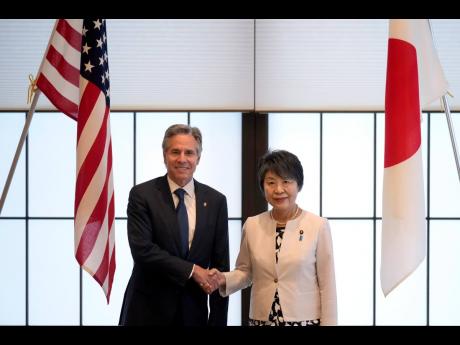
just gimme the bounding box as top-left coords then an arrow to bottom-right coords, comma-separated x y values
427,19 -> 460,183
441,95 -> 460,182
0,89 -> 41,215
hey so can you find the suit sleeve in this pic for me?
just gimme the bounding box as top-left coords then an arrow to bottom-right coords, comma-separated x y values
208,194 -> 230,326
127,186 -> 193,287
316,219 -> 338,325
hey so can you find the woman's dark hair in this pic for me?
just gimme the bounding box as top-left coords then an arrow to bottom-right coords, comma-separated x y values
257,150 -> 304,193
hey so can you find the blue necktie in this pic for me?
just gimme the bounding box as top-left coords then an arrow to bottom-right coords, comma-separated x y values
174,188 -> 189,258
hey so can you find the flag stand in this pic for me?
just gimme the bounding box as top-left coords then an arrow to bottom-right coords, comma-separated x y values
0,89 -> 41,215
441,95 -> 460,183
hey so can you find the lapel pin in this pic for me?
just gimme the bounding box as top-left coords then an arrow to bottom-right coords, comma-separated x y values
203,202 -> 207,207
299,229 -> 304,241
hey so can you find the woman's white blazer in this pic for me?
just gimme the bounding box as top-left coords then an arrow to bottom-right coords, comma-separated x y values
221,210 -> 337,325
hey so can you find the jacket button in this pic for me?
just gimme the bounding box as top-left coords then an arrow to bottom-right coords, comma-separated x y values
274,278 -> 278,283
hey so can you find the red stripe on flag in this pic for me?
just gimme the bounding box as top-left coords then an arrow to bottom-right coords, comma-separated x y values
90,142 -> 115,302
107,140 -> 114,232
56,19 -> 82,52
75,106 -> 109,212
93,241 -> 110,286
75,154 -> 110,263
384,38 -> 421,168
107,141 -> 115,302
75,108 -> 111,264
108,247 -> 116,302
46,45 -> 80,87
36,74 -> 78,120
76,82 -> 103,142
106,173 -> 116,303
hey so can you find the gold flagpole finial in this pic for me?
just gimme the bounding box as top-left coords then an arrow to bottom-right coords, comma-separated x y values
27,74 -> 38,104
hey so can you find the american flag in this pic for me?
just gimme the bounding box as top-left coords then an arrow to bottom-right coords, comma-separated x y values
36,19 -> 116,303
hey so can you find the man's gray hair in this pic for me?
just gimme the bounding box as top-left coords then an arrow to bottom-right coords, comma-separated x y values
162,124 -> 203,156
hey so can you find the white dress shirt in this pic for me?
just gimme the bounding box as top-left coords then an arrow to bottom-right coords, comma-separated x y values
167,176 -> 196,249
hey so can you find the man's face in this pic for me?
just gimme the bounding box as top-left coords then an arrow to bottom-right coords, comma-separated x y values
164,134 -> 200,187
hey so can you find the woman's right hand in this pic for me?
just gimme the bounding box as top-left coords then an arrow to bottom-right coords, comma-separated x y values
208,268 -> 226,291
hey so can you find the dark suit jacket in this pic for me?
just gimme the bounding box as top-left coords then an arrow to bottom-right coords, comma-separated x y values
119,175 -> 229,326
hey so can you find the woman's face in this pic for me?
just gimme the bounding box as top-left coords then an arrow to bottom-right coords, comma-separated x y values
263,170 -> 299,213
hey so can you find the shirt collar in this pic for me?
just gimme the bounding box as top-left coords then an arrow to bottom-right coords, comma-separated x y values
167,175 -> 195,199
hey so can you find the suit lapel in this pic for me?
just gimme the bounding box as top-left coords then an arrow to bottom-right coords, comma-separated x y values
189,180 -> 207,255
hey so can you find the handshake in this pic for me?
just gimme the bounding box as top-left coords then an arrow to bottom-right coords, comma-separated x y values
192,266 -> 226,294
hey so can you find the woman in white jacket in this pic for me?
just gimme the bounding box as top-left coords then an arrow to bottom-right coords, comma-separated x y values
209,150 -> 337,326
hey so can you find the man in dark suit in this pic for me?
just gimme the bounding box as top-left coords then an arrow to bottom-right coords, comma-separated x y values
119,124 -> 229,326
